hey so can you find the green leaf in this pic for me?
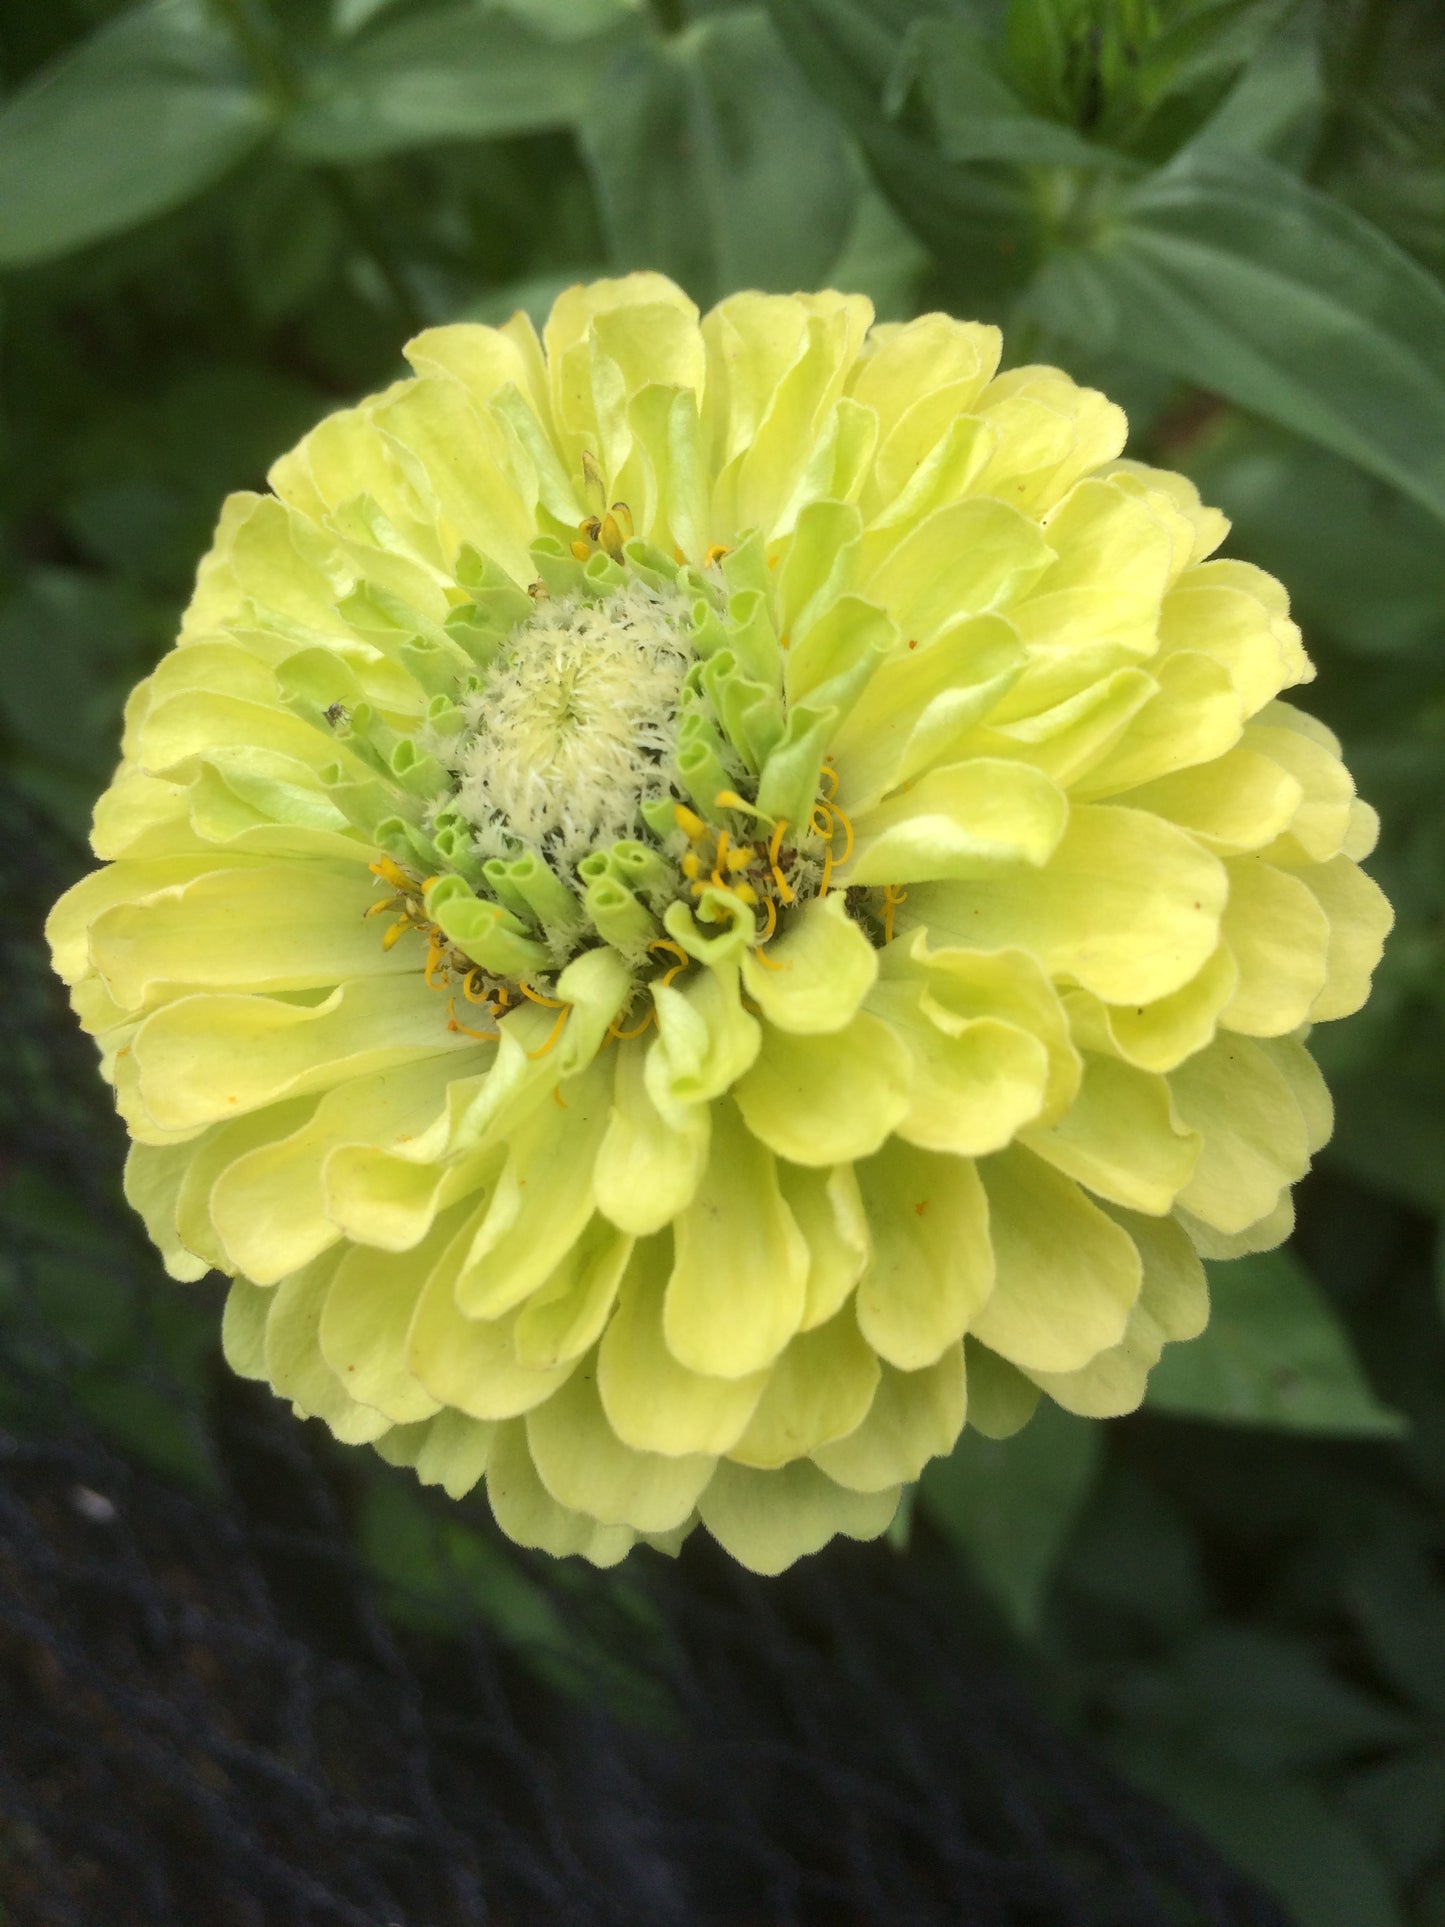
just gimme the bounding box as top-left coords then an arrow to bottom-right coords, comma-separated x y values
1345,1540 -> 1445,1720
0,0 -> 273,268
1161,1625 -> 1411,1774
1190,13 -> 1324,161
1027,149 -> 1445,527
285,2 -> 624,161
766,0 -> 1042,312
1320,1014 -> 1445,1216
1112,1740 -> 1409,1927
890,18 -> 1136,170
1341,1746 -> 1445,1883
579,9 -> 857,308
919,1400 -> 1103,1634
493,0 -> 643,37
1146,1247 -> 1405,1436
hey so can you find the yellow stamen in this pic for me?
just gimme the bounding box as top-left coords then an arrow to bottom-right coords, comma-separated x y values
767,819 -> 795,904
446,997 -> 499,1042
818,844 -> 835,897
828,799 -> 854,864
608,1003 -> 656,1041
756,896 -> 778,944
704,543 -> 730,567
462,971 -> 493,1006
526,1006 -> 571,1060
673,803 -> 708,842
647,938 -> 691,971
424,937 -> 450,990
381,915 -> 413,951
570,539 -> 592,562
369,856 -> 412,893
681,852 -> 702,881
818,762 -> 839,800
552,1085 -> 569,1108
724,846 -> 754,873
882,884 -> 908,946
365,896 -> 401,919
519,983 -> 565,1009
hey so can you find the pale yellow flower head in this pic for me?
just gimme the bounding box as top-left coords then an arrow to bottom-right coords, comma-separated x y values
48,274 -> 1392,1573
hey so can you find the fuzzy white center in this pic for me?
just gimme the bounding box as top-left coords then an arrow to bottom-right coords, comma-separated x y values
443,582 -> 693,865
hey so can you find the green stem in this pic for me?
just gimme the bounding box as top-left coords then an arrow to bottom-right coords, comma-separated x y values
210,0 -> 425,334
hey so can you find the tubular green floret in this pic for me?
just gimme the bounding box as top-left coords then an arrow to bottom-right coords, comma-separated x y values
48,274 -> 1391,1576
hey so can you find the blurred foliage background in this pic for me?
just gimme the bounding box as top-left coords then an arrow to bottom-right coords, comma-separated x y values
1,1 -> 1444,1922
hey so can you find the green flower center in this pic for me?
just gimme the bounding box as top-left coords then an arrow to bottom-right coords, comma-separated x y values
437,581 -> 695,872
354,524 -> 863,1044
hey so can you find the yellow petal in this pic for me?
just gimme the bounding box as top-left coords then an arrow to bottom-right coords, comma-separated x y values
1024,1050 -> 1200,1215
526,1366 -> 713,1533
739,893 -> 879,1034
845,758 -> 1068,888
777,1162 -> 870,1331
812,1346 -> 965,1491
1297,856 -> 1393,1022
1169,1035 -> 1312,1235
729,1309 -> 882,1469
698,1458 -> 898,1575
910,803 -> 1227,1005
264,1251 -> 392,1445
970,1148 -> 1140,1372
665,1101 -> 809,1378
1220,857 -> 1331,1036
485,1420 -> 639,1567
733,1011 -> 912,1166
598,1237 -> 768,1455
854,1141 -> 993,1369
1026,1209 -> 1206,1417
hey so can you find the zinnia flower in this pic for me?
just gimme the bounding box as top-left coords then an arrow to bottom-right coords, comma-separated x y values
47,274 -> 1391,1572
